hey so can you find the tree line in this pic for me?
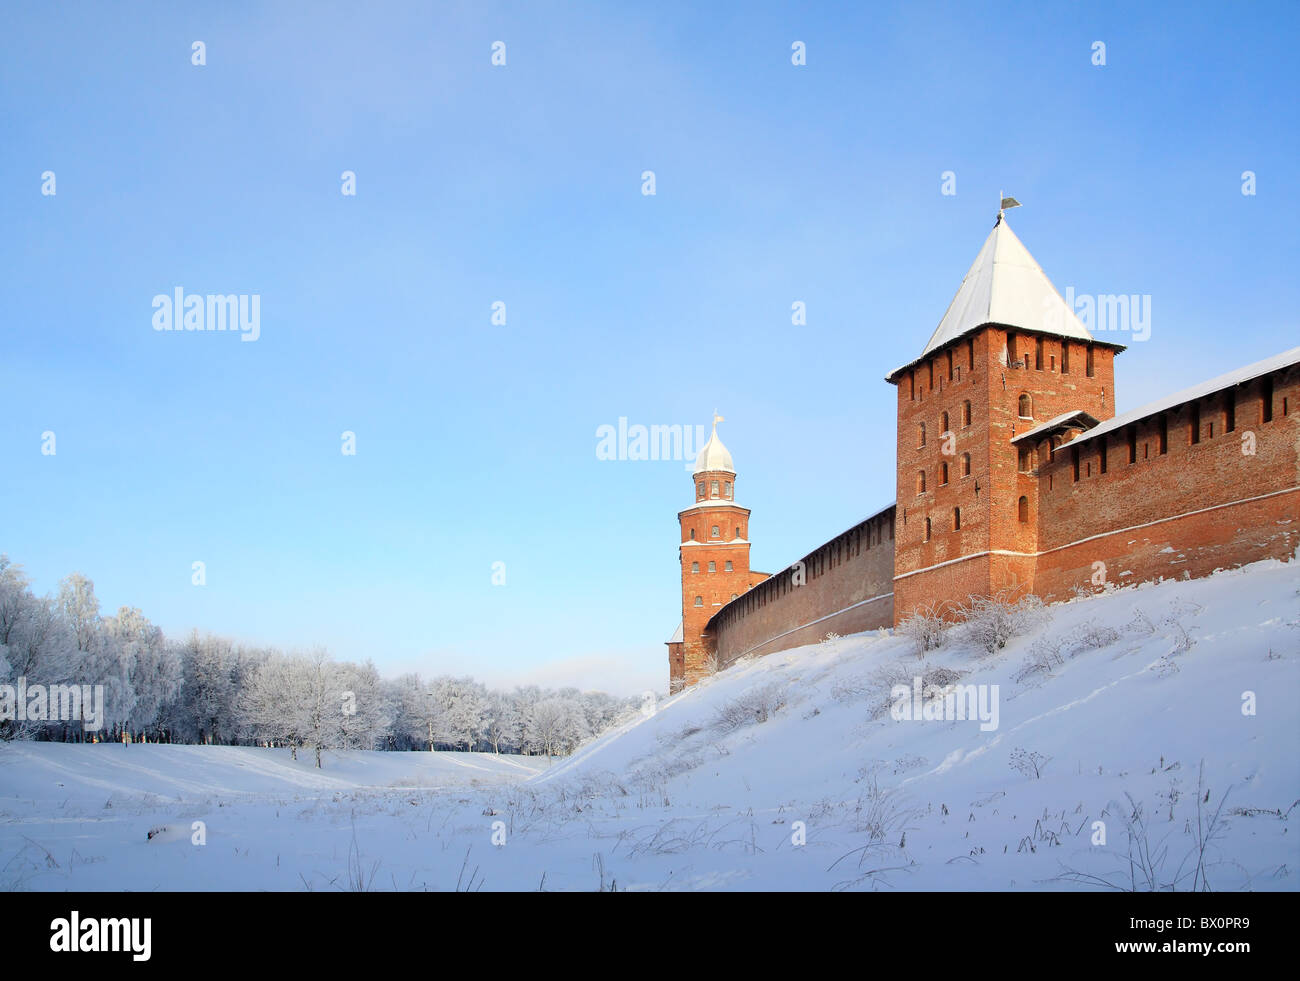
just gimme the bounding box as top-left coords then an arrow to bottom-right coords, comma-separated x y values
0,555 -> 637,766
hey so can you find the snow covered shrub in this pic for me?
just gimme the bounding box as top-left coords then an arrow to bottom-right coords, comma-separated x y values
710,684 -> 783,733
1015,637 -> 1064,683
898,602 -> 949,659
1069,619 -> 1120,654
955,591 -> 1048,655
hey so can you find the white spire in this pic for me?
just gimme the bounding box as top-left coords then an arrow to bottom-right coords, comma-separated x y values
693,412 -> 734,475
887,216 -> 1095,382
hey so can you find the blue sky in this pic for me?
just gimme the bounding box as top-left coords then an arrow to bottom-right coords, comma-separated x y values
2,1 -> 1296,695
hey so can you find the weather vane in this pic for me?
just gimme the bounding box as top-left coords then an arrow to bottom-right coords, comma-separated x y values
997,191 -> 1022,224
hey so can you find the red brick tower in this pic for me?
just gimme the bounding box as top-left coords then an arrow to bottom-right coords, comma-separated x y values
885,211 -> 1124,621
666,415 -> 760,691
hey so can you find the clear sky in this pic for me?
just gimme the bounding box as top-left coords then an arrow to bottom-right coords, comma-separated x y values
2,1 -> 1296,696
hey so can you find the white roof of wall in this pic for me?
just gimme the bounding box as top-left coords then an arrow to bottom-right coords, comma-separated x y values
666,620 -> 683,644
1067,345 -> 1300,448
887,217 -> 1098,380
1010,410 -> 1101,444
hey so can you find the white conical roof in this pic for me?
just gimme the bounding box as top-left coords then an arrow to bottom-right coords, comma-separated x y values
693,418 -> 734,474
888,216 -> 1095,380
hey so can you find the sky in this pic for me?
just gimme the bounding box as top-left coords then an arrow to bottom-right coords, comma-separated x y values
2,1 -> 1297,697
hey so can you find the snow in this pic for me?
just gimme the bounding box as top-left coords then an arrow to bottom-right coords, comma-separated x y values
3,554 -> 1297,891
1067,345 -> 1300,449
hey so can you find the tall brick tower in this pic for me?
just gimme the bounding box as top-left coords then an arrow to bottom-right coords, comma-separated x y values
885,210 -> 1125,621
666,415 -> 759,691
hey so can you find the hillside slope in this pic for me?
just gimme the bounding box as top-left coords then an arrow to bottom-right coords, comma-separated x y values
535,555 -> 1300,889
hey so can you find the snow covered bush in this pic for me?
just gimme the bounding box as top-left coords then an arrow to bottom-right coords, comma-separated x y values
711,684 -> 783,733
955,590 -> 1048,655
898,601 -> 949,659
1068,619 -> 1120,654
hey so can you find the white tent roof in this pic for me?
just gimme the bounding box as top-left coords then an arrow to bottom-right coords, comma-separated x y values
887,217 -> 1098,380
666,620 -> 683,644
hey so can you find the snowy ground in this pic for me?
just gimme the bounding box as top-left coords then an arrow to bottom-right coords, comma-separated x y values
3,556 -> 1298,891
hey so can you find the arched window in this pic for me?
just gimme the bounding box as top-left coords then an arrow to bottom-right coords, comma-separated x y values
924,517 -> 931,542
953,507 -> 961,531
941,411 -> 949,434
962,400 -> 972,427
735,526 -> 741,539
730,593 -> 738,601
710,480 -> 719,498
708,561 -> 716,572
711,525 -> 720,538
1018,394 -> 1032,418
697,482 -> 704,498
1018,496 -> 1029,523
724,560 -> 733,571
961,452 -> 971,477
689,529 -> 695,540
723,481 -> 732,498
940,461 -> 949,485
691,562 -> 699,573
917,471 -> 926,494
694,596 -> 703,607
918,422 -> 926,447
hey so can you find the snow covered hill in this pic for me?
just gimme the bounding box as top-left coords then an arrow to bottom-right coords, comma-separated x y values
2,555 -> 1297,891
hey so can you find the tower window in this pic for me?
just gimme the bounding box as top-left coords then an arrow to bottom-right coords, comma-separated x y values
918,422 -> 926,447
1086,344 -> 1095,377
725,560 -> 733,571
689,528 -> 696,540
917,471 -> 926,494
940,410 -> 949,434
708,561 -> 716,573
968,339 -> 975,370
1127,425 -> 1137,464
1018,496 -> 1029,523
1224,392 -> 1235,432
1072,446 -> 1080,482
735,526 -> 741,539
697,482 -> 704,498
1158,415 -> 1168,454
691,562 -> 699,573
1035,337 -> 1044,370
710,525 -> 720,538
953,507 -> 961,531
1061,342 -> 1070,374
961,452 -> 971,477
909,373 -> 915,400
724,481 -> 732,498
962,400 -> 972,427
694,596 -> 703,607
940,461 -> 949,485
924,517 -> 931,542
711,480 -> 719,498
1018,394 -> 1032,418
1190,403 -> 1201,445
1099,438 -> 1108,474
1261,376 -> 1274,423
